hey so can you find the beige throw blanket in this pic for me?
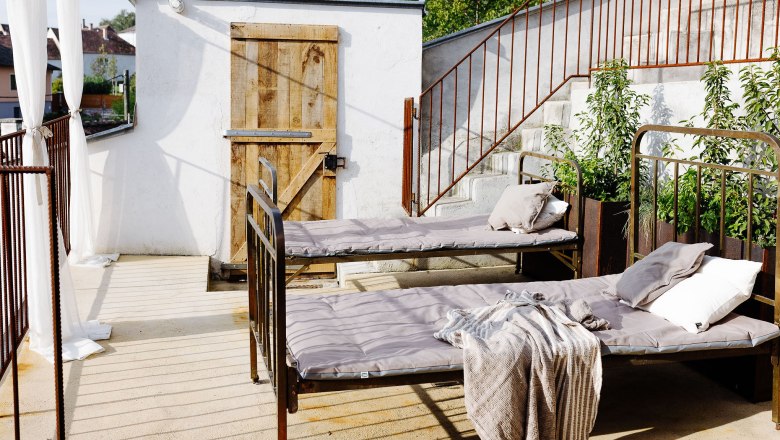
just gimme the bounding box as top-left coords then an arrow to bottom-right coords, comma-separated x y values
435,290 -> 607,440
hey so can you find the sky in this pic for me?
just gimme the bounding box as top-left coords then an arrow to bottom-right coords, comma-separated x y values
0,0 -> 133,28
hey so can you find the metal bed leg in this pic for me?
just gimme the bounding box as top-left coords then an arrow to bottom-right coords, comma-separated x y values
250,324 -> 259,383
277,399 -> 288,440
515,253 -> 522,274
573,249 -> 581,279
772,340 -> 780,429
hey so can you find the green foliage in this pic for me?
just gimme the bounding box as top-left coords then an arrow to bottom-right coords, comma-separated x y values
546,59 -> 650,202
654,59 -> 780,248
423,0 -> 544,41
51,76 -> 63,93
91,44 -> 118,80
83,75 -> 112,94
112,74 -> 136,120
100,9 -> 135,32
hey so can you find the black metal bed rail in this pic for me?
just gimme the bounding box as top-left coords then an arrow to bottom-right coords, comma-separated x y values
630,124 -> 780,427
245,183 -> 287,439
0,166 -> 64,440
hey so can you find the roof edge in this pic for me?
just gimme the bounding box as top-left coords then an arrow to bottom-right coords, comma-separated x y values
206,0 -> 425,9
422,1 -> 558,49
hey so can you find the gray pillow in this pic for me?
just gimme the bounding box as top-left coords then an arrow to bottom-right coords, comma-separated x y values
614,241 -> 714,308
487,182 -> 556,231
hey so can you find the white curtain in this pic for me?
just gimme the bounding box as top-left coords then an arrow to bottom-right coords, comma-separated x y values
8,0 -> 109,362
57,0 -> 116,268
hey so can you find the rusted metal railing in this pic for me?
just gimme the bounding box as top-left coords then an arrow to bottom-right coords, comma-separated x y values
0,166 -> 65,440
0,115 -> 70,251
44,116 -> 70,254
410,0 -> 780,215
402,98 -> 415,215
0,116 -> 70,439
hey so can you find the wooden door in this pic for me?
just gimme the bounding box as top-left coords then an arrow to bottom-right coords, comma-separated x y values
228,23 -> 338,266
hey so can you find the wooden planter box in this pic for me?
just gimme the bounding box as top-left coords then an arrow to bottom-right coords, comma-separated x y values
522,197 -> 629,280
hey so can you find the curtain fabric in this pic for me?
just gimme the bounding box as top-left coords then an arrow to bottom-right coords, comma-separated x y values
57,0 -> 116,268
8,0 -> 109,362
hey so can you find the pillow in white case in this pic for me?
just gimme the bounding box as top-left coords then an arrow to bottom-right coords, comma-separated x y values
510,195 -> 569,234
643,256 -> 763,333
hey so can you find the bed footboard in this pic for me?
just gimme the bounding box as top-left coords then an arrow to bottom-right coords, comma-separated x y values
246,183 -> 289,439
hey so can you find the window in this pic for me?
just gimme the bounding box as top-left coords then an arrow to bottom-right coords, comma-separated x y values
10,74 -> 16,91
13,107 -> 20,118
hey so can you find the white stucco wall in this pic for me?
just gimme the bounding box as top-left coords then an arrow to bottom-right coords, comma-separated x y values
86,0 -> 423,265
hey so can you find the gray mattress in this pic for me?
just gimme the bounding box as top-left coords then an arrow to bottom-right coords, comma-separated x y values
286,276 -> 780,380
284,214 -> 577,258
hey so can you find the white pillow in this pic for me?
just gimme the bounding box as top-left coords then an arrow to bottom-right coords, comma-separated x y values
643,256 -> 762,333
510,195 -> 569,234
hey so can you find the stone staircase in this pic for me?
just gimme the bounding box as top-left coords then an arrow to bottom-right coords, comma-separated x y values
428,78 -> 589,217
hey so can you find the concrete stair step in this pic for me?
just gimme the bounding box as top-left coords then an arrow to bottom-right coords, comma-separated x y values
434,173 -> 514,216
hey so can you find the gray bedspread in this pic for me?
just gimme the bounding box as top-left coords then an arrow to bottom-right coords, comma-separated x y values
284,214 -> 577,258
286,275 -> 780,380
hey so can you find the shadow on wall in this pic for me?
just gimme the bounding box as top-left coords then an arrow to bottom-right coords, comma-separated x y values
643,84 -> 674,156
92,6 -> 221,255
92,140 -> 201,254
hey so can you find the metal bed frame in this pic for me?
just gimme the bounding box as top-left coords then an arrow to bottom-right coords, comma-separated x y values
255,152 -> 585,284
246,126 -> 780,439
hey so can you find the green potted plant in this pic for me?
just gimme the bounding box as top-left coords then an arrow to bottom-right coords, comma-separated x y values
526,59 -> 649,278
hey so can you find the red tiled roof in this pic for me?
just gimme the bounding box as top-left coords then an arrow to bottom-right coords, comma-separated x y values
77,26 -> 135,57
47,38 -> 60,59
0,35 -> 60,70
2,24 -> 135,60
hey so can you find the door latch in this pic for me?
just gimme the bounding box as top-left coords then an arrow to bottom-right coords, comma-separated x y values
323,153 -> 346,171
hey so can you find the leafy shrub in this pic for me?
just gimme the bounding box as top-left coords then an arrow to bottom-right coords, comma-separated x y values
653,58 -> 780,248
546,59 -> 650,202
83,75 -> 112,94
51,76 -> 63,93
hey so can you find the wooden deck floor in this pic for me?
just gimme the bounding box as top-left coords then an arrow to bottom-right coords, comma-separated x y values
0,257 -> 776,439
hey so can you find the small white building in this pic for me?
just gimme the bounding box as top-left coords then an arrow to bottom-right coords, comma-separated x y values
118,26 -> 136,47
88,0 -> 424,270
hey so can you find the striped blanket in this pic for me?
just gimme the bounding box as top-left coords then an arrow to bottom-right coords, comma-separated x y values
435,290 -> 608,440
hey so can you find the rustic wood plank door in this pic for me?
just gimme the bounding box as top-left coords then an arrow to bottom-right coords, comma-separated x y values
229,23 -> 338,269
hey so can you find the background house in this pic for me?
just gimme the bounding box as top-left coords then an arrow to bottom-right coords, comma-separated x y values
118,25 -> 135,47
47,24 -> 136,80
0,38 -> 58,121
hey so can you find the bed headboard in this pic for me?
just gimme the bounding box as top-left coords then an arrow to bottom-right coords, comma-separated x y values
629,125 -> 780,322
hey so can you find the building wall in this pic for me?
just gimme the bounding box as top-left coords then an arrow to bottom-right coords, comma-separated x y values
0,66 -> 54,118
87,0 -> 423,264
118,31 -> 136,47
